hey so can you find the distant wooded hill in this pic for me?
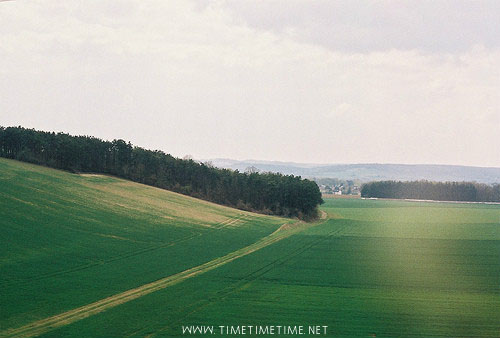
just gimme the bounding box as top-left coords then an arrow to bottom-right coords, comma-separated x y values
0,126 -> 323,220
209,159 -> 500,184
361,180 -> 500,202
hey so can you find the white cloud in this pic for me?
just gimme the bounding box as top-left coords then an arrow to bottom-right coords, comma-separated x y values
0,0 -> 499,166
222,0 -> 500,53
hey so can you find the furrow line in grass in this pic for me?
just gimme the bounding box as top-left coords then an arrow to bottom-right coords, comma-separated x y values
0,231 -> 203,286
243,221 -> 348,282
148,215 -> 342,337
0,221 -> 313,338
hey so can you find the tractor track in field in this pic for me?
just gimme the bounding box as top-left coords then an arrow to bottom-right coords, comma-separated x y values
146,212 -> 344,337
0,230 -> 203,286
1,219 -> 321,338
3,213 -> 258,286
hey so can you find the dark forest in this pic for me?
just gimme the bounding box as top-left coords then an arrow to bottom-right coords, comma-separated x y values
0,126 -> 323,220
361,180 -> 500,202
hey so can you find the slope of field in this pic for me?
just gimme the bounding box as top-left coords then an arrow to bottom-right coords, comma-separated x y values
2,158 -> 499,338
0,158 -> 292,334
32,198 -> 500,338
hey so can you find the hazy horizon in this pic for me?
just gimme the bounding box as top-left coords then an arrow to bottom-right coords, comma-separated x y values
1,1 -> 499,167
207,158 -> 500,169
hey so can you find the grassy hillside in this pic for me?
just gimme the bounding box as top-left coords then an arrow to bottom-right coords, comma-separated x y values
0,158 -> 291,334
2,158 -> 499,337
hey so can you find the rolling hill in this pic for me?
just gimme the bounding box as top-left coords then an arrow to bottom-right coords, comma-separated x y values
209,159 -> 500,183
1,157 -> 499,337
0,158 -> 299,337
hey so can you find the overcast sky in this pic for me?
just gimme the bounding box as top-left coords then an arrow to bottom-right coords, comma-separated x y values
1,0 -> 499,167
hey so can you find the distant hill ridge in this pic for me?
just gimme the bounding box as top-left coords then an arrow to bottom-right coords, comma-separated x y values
209,159 -> 500,184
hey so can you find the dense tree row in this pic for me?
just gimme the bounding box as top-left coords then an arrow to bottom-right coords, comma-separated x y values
361,180 -> 500,202
0,126 -> 323,219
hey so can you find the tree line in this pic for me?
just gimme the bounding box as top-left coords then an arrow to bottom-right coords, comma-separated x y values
0,126 -> 323,219
361,180 -> 500,202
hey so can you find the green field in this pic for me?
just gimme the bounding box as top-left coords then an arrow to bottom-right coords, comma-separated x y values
0,158 -> 292,336
1,158 -> 499,337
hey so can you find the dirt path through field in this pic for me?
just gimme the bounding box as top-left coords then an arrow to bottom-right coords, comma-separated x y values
1,220 -> 318,338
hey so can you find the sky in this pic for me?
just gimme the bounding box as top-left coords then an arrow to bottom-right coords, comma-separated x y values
0,0 -> 499,167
